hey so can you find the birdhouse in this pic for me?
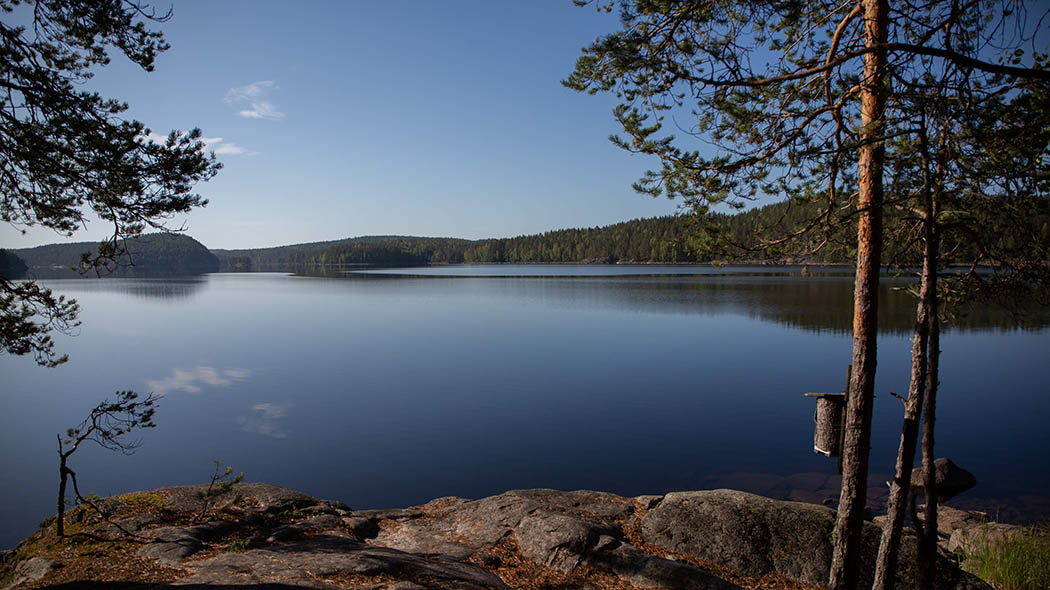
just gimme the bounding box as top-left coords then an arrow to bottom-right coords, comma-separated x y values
804,393 -> 846,457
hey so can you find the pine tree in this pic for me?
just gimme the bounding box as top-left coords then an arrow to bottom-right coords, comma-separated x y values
565,1 -> 1049,587
1,0 -> 220,365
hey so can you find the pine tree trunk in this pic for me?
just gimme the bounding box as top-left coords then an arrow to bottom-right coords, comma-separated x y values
872,111 -> 939,590
828,0 -> 888,587
57,457 -> 67,537
917,286 -> 941,589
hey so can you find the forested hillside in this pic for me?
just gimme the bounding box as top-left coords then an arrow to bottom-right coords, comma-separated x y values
213,201 -> 852,271
15,199 -> 1047,274
212,236 -> 475,271
14,234 -> 219,276
0,249 -> 27,278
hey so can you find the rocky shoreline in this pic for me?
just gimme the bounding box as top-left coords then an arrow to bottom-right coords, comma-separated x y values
1,482 -> 1003,589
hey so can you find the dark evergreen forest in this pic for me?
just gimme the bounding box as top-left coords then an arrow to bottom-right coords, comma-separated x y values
11,199 -> 1048,274
212,201 -> 862,271
12,234 -> 219,276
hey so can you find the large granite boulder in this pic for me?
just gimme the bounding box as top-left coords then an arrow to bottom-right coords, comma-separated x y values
640,489 -> 990,589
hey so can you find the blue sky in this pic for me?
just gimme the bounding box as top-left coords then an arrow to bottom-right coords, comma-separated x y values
3,1 -> 685,250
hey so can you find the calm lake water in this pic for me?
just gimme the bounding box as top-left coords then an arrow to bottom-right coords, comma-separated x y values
2,267 -> 1049,549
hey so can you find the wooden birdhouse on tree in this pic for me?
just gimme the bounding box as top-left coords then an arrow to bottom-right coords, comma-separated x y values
804,365 -> 851,472
805,392 -> 846,457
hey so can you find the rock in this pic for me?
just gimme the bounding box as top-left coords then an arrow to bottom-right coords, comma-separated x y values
109,514 -> 159,534
179,534 -> 512,590
352,508 -> 424,521
267,514 -> 346,542
916,504 -> 984,538
948,522 -> 1025,556
185,518 -> 235,539
514,511 -> 617,571
640,489 -> 991,589
13,483 -> 991,590
642,489 -> 836,584
370,492 -> 539,557
342,515 -> 381,540
634,494 -> 664,509
364,488 -> 741,588
0,557 -> 56,590
911,458 -> 977,501
376,489 -> 635,557
305,499 -> 353,515
593,543 -> 741,590
382,489 -> 739,590
136,526 -> 205,563
155,481 -> 319,513
878,505 -> 988,554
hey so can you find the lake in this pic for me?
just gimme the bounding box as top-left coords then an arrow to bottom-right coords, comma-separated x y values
2,266 -> 1049,549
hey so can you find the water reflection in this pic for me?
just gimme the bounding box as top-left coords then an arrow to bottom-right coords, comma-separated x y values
24,274 -> 208,301
347,263 -> 854,278
238,402 -> 292,439
320,273 -> 1050,336
31,268 -> 1050,335
146,366 -> 253,395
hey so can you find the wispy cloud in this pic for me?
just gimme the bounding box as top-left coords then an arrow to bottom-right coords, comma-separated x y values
147,366 -> 253,395
201,137 -> 250,155
238,402 -> 291,439
225,80 -> 284,120
141,132 -> 252,156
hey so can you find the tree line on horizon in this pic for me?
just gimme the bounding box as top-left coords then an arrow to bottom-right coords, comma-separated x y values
209,208 -> 778,270
215,197 -> 1049,271
8,196 -> 1047,274
211,202 -> 851,270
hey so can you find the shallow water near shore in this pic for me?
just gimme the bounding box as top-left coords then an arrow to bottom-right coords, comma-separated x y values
2,266 -> 1048,549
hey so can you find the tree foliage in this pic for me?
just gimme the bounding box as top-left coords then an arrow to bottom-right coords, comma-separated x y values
565,1 -> 1049,588
194,460 -> 243,523
55,390 -> 159,537
873,28 -> 1050,589
0,0 -> 220,365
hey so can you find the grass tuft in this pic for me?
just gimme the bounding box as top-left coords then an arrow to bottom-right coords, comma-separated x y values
961,526 -> 1050,590
116,491 -> 170,512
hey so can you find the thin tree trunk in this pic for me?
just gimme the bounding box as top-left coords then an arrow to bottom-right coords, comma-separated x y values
57,452 -> 67,537
828,1 -> 888,587
872,254 -> 930,589
872,110 -> 938,590
917,284 -> 941,589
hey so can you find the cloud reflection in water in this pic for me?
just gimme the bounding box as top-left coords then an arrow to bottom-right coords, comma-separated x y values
238,402 -> 292,439
147,366 -> 253,394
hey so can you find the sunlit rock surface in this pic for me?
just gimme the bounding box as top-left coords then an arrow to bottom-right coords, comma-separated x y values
1,482 -> 991,590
